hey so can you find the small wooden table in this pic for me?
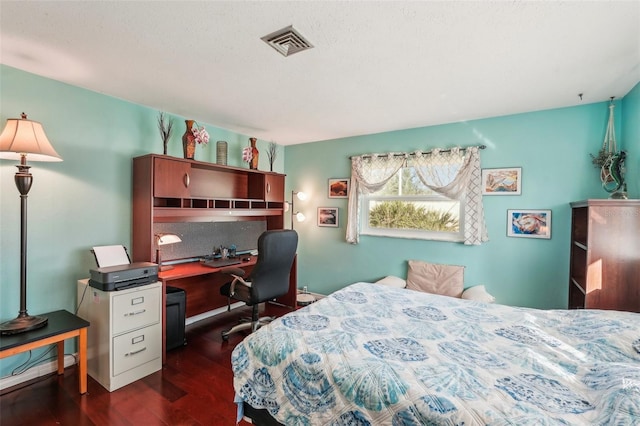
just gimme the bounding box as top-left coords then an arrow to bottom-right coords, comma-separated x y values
0,310 -> 90,394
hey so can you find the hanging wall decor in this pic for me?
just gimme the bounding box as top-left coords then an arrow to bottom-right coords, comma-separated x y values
590,98 -> 627,199
481,167 -> 522,195
328,178 -> 349,198
318,207 -> 339,227
507,209 -> 551,239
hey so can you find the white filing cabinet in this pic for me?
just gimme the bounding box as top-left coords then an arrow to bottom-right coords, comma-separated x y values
77,279 -> 162,391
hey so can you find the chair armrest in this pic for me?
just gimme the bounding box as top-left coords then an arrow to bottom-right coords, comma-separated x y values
219,266 -> 246,277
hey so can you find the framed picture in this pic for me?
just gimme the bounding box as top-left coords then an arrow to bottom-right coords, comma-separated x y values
318,207 -> 339,227
328,178 -> 349,198
482,167 -> 522,195
507,209 -> 551,239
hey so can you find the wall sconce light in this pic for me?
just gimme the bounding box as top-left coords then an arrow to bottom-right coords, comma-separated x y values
286,190 -> 307,229
155,233 -> 182,272
0,113 -> 63,335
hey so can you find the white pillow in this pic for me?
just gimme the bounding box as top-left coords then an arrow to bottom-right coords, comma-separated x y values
375,275 -> 407,288
461,285 -> 495,303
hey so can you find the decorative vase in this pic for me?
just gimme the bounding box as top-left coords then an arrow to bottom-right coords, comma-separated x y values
249,137 -> 259,170
216,141 -> 228,165
182,120 -> 196,160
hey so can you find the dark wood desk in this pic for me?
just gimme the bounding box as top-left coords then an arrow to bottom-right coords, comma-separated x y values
158,255 -> 297,362
0,310 -> 89,394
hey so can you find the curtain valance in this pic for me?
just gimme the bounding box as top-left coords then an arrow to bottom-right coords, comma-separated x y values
346,145 -> 488,245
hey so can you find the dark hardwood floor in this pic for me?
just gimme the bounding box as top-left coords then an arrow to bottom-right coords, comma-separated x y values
0,304 -> 292,426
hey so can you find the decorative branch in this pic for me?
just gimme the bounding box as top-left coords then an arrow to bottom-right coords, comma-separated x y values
266,142 -> 278,171
157,112 -> 174,155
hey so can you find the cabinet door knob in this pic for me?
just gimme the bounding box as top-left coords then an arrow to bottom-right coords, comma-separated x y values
266,182 -> 271,194
183,173 -> 190,188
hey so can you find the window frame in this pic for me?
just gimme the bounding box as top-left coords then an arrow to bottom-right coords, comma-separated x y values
360,188 -> 465,243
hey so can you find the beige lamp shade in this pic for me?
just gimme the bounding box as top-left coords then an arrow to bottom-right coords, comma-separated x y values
0,113 -> 62,162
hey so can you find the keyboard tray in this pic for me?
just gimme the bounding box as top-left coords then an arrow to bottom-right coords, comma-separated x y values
201,258 -> 241,268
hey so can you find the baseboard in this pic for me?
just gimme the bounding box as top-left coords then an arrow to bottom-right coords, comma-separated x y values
0,353 -> 77,391
185,301 -> 245,326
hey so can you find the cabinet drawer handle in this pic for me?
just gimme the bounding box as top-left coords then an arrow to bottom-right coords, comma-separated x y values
266,182 -> 271,194
125,347 -> 147,357
183,173 -> 190,188
125,309 -> 146,317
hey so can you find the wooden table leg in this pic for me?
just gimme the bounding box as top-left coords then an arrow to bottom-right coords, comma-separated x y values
161,280 -> 167,364
57,341 -> 65,375
78,328 -> 88,394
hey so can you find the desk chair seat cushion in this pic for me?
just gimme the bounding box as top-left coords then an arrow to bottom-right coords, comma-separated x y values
220,280 -> 252,304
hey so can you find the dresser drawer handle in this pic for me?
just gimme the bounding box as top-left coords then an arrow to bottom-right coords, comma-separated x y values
125,309 -> 146,317
184,172 -> 190,188
125,347 -> 147,357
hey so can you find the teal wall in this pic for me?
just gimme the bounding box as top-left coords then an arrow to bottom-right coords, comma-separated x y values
0,65 -> 283,376
622,82 -> 640,198
1,64 -> 637,378
285,84 -> 639,309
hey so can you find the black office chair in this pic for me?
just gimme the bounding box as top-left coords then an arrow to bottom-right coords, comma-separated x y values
219,229 -> 298,341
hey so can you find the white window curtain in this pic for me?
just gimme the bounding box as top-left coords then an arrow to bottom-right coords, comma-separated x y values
346,146 -> 488,245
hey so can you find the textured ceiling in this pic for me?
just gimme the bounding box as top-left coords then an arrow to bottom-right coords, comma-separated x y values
1,1 -> 639,145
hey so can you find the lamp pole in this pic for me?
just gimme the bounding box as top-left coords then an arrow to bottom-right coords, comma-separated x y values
0,155 -> 48,334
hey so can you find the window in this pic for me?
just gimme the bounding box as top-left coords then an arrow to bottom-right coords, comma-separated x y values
346,146 -> 487,245
361,164 -> 464,242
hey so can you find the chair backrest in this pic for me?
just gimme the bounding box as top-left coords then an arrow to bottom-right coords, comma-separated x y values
248,229 -> 298,304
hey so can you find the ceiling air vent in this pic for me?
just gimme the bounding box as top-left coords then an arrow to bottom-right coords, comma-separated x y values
261,25 -> 313,57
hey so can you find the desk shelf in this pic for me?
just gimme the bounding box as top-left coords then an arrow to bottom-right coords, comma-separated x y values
153,197 -> 284,211
133,154 -> 287,262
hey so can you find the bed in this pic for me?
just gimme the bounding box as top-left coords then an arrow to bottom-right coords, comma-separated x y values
231,282 -> 640,425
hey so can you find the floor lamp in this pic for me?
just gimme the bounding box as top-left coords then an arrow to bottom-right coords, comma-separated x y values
0,113 -> 62,335
287,190 -> 307,229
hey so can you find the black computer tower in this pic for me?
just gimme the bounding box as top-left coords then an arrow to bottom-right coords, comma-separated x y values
166,286 -> 186,350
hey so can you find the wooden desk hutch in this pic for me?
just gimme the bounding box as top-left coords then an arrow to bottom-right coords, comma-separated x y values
132,155 -> 296,359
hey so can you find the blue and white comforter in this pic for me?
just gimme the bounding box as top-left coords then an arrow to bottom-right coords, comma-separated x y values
232,282 -> 640,425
